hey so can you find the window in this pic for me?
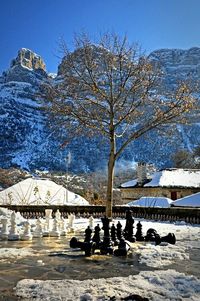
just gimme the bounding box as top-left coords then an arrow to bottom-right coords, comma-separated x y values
171,191 -> 178,200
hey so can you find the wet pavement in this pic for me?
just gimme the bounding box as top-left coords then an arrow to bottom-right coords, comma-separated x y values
0,231 -> 200,300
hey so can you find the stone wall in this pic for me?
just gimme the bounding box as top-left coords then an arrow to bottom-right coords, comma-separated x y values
121,187 -> 200,204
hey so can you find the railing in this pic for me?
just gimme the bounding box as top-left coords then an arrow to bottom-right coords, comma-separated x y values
1,205 -> 200,224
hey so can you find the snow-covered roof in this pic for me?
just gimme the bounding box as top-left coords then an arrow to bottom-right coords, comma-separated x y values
127,197 -> 173,208
145,169 -> 200,188
172,192 -> 200,207
0,178 -> 89,206
120,179 -> 138,188
121,169 -> 200,188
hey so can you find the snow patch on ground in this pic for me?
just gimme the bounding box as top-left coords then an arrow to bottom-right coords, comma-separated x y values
15,269 -> 200,301
0,247 -> 37,262
0,217 -> 200,300
134,243 -> 189,267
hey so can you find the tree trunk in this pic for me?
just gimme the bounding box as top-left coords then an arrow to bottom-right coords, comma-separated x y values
106,134 -> 115,218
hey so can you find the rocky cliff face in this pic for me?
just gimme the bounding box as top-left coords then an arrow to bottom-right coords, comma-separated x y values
150,47 -> 200,66
149,47 -> 200,123
0,47 -> 200,172
149,47 -> 200,89
2,48 -> 47,85
11,48 -> 46,71
0,49 -> 66,171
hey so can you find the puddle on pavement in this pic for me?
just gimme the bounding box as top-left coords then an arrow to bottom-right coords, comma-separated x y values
0,235 -> 150,299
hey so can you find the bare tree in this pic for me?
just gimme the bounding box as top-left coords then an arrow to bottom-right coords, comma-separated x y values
172,145 -> 200,169
172,149 -> 194,168
42,33 -> 195,217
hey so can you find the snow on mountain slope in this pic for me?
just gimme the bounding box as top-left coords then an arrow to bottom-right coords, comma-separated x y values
0,49 -> 69,171
0,47 -> 199,172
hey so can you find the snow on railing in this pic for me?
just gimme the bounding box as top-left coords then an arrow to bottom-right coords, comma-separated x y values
0,205 -> 200,224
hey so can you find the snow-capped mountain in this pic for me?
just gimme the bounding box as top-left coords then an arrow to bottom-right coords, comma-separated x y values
0,49 -> 66,171
0,48 -> 199,172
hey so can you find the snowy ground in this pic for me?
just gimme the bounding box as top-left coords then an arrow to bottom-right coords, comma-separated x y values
15,269 -> 200,301
0,217 -> 200,300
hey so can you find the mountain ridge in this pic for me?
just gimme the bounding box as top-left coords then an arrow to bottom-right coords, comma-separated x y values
0,47 -> 199,172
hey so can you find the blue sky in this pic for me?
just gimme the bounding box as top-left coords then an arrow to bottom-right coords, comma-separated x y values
0,0 -> 200,74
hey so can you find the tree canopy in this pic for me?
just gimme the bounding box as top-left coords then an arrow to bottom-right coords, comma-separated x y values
42,33 -> 196,217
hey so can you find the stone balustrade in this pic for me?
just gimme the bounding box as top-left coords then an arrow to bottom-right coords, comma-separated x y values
1,205 -> 200,224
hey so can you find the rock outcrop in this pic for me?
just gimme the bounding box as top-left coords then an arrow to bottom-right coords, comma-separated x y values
2,49 -> 47,85
11,48 -> 46,71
